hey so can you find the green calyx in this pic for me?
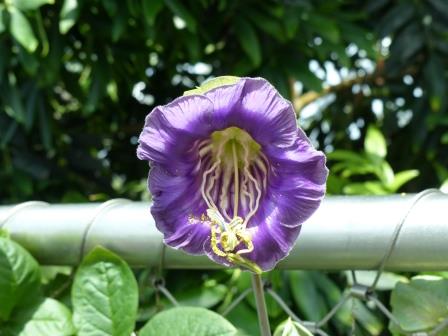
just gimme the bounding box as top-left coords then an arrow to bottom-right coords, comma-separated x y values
183,76 -> 240,96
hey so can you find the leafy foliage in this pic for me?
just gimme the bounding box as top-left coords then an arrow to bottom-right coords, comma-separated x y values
1,0 -> 447,203
139,306 -> 237,336
72,246 -> 138,336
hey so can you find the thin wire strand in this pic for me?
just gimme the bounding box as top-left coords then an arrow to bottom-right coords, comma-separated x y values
369,189 -> 440,291
221,287 -> 253,316
428,317 -> 448,336
0,201 -> 49,228
267,288 -> 303,323
78,199 -> 131,263
317,290 -> 351,327
157,284 -> 179,306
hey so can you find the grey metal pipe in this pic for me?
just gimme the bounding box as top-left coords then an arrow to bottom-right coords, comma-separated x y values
0,190 -> 447,271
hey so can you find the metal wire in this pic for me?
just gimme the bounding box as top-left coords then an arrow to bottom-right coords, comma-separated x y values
1,190 -> 448,335
0,201 -> 48,228
368,189 -> 440,291
78,199 -> 131,262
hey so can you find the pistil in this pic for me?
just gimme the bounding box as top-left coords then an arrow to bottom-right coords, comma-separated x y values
196,127 -> 268,273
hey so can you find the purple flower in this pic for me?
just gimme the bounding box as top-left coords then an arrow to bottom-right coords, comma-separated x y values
137,77 -> 328,273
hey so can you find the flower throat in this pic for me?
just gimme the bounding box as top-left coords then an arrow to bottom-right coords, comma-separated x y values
192,127 -> 269,273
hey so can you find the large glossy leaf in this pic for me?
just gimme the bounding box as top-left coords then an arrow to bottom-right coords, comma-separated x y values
346,271 -> 408,291
289,271 -> 327,321
72,246 -> 138,336
273,318 -> 312,336
307,14 -> 340,44
0,237 -> 42,321
0,5 -> 5,33
139,307 -> 237,336
387,170 -> 419,192
234,18 -> 261,67
8,7 -> 38,52
4,298 -> 75,336
390,276 -> 448,334
364,126 -> 387,159
225,301 -> 259,336
175,284 -> 227,308
184,76 -> 240,96
377,3 -> 414,38
425,54 -> 447,112
142,0 -> 164,25
59,0 -> 79,34
11,0 -> 54,11
350,298 -> 383,335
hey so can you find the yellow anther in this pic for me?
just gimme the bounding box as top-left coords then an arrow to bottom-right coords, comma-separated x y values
210,224 -> 226,257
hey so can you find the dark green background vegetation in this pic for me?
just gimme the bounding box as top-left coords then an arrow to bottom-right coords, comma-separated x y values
1,0 -> 448,335
1,0 -> 447,203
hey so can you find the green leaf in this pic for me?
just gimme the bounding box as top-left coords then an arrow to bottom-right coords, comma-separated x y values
306,14 -> 340,44
289,271 -> 327,321
176,284 -> 227,308
274,318 -> 313,336
377,3 -> 414,38
4,298 -> 75,336
248,10 -> 285,42
225,301 -> 259,336
139,307 -> 237,336
388,22 -> 423,66
18,45 -> 39,76
428,0 -> 448,20
184,76 -> 240,95
347,271 -> 408,291
11,0 -> 54,11
377,161 -> 394,185
142,0 -> 164,25
425,54 -> 446,112
441,179 -> 448,193
164,0 -> 196,33
327,150 -> 367,164
234,18 -> 262,67
391,276 -> 448,334
387,169 -> 419,192
343,181 -> 389,195
37,97 -> 53,150
0,237 -> 42,321
8,7 -> 38,52
59,0 -> 79,34
364,126 -> 387,158
72,246 -> 138,336
111,9 -> 127,42
0,5 -> 6,34
311,272 -> 352,333
0,229 -> 9,238
350,298 -> 383,335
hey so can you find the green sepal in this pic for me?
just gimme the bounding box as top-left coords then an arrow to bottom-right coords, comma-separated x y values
184,76 -> 240,96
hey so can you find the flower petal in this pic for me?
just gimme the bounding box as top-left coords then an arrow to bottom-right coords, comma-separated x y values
149,165 -> 210,254
265,138 -> 328,226
137,94 -> 214,174
203,77 -> 297,148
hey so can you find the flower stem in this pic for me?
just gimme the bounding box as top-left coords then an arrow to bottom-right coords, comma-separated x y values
251,273 -> 271,336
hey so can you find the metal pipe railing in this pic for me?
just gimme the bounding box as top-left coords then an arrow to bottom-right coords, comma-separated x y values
0,190 -> 447,271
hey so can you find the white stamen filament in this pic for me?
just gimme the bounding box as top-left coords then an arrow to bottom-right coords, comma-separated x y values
231,141 -> 240,218
196,127 -> 268,273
